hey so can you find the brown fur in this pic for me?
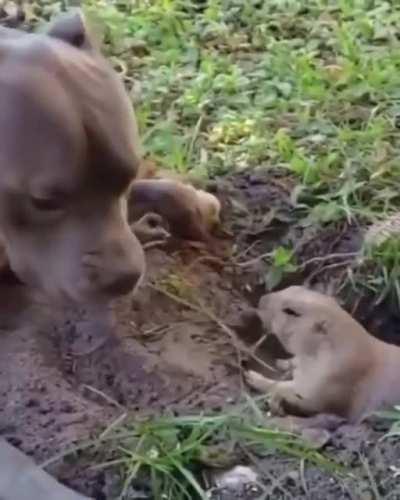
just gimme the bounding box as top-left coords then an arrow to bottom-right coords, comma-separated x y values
127,179 -> 221,242
0,9 -> 145,304
136,157 -> 205,188
240,286 -> 400,423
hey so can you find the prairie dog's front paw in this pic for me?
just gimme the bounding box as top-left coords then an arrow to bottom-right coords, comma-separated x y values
244,370 -> 275,392
269,391 -> 287,416
269,387 -> 305,417
276,359 -> 293,372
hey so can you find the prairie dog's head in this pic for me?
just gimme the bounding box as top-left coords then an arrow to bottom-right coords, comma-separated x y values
255,286 -> 359,355
196,190 -> 221,229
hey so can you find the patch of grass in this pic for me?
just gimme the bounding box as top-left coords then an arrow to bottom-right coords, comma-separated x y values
345,235 -> 400,308
376,406 -> 400,439
83,0 -> 400,218
80,0 -> 400,298
47,398 -> 345,499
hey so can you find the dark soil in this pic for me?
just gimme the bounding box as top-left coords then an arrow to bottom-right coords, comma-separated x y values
1,168 -> 400,499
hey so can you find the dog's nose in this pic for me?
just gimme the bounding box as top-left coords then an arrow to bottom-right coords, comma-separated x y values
102,269 -> 142,296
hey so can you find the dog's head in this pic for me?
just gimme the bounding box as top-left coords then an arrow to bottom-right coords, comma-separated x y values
0,10 -> 146,304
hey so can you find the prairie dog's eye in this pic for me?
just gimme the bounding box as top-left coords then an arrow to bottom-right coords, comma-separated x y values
283,307 -> 301,317
147,215 -> 161,228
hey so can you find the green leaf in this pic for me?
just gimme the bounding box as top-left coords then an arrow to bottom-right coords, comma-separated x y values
274,128 -> 295,161
273,247 -> 294,267
310,202 -> 345,223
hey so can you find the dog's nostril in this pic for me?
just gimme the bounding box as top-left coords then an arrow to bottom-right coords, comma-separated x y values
103,270 -> 141,296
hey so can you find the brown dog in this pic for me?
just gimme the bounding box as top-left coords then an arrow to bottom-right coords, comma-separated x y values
0,10 -> 145,304
240,286 -> 400,423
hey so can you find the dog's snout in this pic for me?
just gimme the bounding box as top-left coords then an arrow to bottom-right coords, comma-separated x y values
83,229 -> 145,298
102,268 -> 142,296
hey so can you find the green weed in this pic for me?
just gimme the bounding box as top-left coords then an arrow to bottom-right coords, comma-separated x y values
48,398 -> 345,500
79,0 -> 400,298
81,0 -> 400,216
264,246 -> 298,291
347,235 -> 400,308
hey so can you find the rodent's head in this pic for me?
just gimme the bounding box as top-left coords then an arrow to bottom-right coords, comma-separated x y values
196,190 -> 221,229
256,286 -> 346,355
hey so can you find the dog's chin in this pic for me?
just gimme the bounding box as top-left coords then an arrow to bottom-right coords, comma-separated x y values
16,269 -> 146,309
28,286 -> 75,310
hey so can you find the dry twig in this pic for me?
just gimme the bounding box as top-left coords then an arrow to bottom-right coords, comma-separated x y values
147,283 -> 277,377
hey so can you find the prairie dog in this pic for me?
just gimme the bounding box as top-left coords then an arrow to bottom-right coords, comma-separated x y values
240,286 -> 400,423
127,179 -> 221,242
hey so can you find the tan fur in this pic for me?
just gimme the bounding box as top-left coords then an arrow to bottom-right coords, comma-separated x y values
196,190 -> 221,228
127,179 -> 221,242
242,286 -> 400,423
0,10 -> 145,304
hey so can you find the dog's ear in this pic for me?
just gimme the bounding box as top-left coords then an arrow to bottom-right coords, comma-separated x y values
45,9 -> 93,50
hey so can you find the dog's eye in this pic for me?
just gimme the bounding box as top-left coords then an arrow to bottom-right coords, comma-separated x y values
283,307 -> 301,317
30,197 -> 63,212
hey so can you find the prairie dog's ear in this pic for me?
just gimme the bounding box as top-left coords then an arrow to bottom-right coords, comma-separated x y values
45,9 -> 94,50
312,319 -> 329,336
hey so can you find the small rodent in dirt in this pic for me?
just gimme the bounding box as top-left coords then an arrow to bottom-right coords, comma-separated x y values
239,285 -> 400,424
127,179 -> 221,242
130,212 -> 170,244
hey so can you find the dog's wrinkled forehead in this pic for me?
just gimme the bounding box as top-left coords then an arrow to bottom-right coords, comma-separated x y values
0,8 -> 140,196
48,9 -> 139,190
